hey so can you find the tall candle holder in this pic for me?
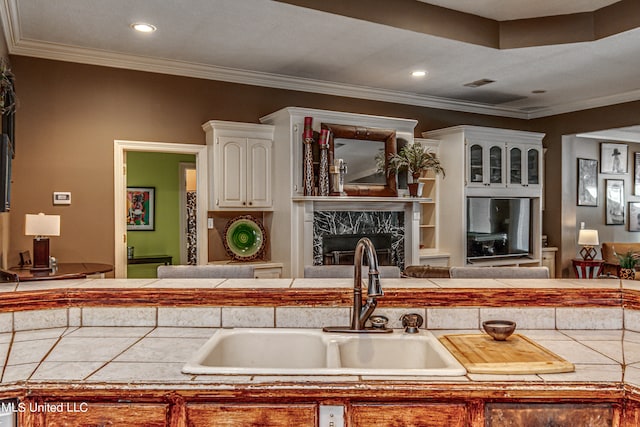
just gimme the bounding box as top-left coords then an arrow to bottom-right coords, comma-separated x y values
302,117 -> 314,196
318,129 -> 330,196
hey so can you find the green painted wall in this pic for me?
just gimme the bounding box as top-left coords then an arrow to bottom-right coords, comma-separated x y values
126,151 -> 196,278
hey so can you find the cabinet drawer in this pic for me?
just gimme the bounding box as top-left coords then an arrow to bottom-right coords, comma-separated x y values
186,403 -> 317,427
42,402 -> 168,427
350,403 -> 467,427
485,403 -> 615,427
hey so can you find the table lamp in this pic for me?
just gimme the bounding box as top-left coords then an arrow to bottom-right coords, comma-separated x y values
25,213 -> 60,270
578,229 -> 599,260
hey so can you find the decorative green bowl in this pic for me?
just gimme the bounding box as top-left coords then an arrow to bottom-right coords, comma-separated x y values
224,215 -> 266,261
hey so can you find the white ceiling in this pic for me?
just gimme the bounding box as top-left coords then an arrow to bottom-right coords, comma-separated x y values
1,0 -> 639,119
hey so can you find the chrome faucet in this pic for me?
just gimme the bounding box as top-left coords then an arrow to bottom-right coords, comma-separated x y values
323,237 -> 392,333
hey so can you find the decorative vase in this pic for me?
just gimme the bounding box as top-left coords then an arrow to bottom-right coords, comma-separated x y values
318,129 -> 330,196
408,172 -> 422,197
620,268 -> 635,280
302,117 -> 314,196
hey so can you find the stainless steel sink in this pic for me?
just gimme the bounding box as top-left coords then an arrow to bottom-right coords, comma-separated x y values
183,328 -> 466,376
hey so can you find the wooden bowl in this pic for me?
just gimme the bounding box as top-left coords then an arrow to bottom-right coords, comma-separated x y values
482,320 -> 516,341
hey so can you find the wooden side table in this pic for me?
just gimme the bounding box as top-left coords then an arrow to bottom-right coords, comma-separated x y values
572,258 -> 604,279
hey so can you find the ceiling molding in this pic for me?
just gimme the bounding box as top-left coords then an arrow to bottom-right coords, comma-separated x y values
7,37 -> 532,119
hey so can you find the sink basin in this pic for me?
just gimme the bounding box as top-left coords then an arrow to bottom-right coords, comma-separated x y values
183,329 -> 332,375
337,333 -> 457,371
183,328 -> 466,376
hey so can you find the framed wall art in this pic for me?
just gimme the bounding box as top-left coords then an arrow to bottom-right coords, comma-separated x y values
127,187 -> 155,231
577,158 -> 598,206
630,202 -> 640,232
600,142 -> 627,174
635,152 -> 640,195
605,179 -> 625,225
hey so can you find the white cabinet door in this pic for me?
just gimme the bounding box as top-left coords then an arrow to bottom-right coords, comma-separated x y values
467,141 -> 505,188
246,138 -> 272,208
507,144 -> 542,189
218,136 -> 247,208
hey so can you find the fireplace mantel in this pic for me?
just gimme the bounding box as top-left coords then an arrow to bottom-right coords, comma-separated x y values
292,196 -> 432,203
260,107 -> 422,277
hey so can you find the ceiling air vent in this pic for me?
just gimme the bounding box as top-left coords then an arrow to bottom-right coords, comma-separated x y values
464,79 -> 495,88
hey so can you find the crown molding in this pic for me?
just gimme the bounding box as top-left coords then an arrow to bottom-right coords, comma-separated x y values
8,37 -> 640,121
526,88 -> 640,119
8,37 -> 533,119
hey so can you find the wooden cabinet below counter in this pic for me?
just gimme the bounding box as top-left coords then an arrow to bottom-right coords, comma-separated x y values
186,403 -> 317,426
485,403 -> 616,427
350,403 -> 468,427
34,402 -> 169,427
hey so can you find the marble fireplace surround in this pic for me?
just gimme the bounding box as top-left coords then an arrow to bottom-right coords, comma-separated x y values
313,210 -> 404,269
296,197 -> 423,275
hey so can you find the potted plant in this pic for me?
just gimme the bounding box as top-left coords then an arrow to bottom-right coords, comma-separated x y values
383,142 -> 445,196
0,59 -> 15,115
616,250 -> 639,280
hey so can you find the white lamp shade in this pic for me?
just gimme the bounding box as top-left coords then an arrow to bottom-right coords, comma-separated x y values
578,229 -> 599,246
25,213 -> 61,237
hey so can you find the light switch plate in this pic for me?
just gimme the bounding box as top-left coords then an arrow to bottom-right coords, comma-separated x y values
207,218 -> 214,229
53,192 -> 71,205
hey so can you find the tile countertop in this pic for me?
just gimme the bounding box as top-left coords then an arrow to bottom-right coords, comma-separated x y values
0,326 -> 638,387
0,277 -> 637,390
0,276 -> 631,292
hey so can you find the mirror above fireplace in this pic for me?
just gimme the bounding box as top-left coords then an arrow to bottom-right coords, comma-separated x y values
322,123 -> 397,197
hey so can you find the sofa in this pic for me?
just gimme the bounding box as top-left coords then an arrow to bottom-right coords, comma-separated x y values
157,265 -> 256,278
600,242 -> 640,276
303,265 -> 401,278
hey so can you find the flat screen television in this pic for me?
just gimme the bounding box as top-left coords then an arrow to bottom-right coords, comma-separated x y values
466,197 -> 532,261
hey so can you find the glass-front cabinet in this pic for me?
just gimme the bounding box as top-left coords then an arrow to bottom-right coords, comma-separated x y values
507,144 -> 541,188
466,142 -> 505,188
467,141 -> 541,190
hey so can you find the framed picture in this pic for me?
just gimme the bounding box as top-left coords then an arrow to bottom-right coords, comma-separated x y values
127,187 -> 155,231
630,202 -> 640,232
600,142 -> 628,174
635,153 -> 640,195
605,179 -> 625,225
577,158 -> 598,206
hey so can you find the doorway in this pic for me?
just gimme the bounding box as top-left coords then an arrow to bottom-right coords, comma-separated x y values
114,140 -> 208,278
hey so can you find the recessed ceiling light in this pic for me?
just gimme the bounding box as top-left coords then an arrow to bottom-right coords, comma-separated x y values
131,23 -> 157,33
411,70 -> 427,77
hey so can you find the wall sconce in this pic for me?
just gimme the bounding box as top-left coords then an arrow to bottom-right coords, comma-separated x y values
578,229 -> 599,260
24,213 -> 60,270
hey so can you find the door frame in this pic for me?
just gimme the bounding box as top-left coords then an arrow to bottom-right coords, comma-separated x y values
179,161 -> 196,265
114,140 -> 208,278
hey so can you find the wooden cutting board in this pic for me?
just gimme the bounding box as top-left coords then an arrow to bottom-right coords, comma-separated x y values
439,334 -> 575,374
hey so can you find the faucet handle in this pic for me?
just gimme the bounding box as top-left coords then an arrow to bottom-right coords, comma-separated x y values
400,313 -> 424,333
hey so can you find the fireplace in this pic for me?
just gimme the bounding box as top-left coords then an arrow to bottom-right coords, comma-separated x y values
313,210 -> 404,270
322,233 -> 393,265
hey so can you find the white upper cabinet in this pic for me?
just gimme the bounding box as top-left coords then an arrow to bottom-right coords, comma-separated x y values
203,121 -> 275,210
463,127 -> 544,196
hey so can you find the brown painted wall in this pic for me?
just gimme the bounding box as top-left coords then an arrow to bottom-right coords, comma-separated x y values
8,55 -> 640,271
